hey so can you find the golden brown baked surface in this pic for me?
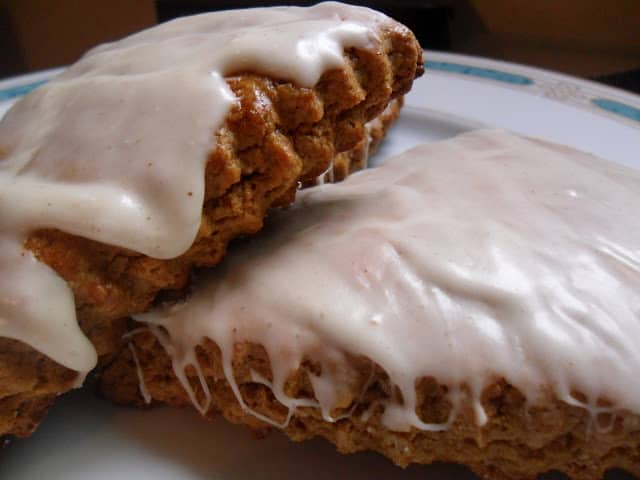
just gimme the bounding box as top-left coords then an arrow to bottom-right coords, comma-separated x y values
101,331 -> 640,480
309,96 -> 403,186
0,24 -> 423,439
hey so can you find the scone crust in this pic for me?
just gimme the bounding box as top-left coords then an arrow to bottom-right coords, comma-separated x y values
102,331 -> 640,480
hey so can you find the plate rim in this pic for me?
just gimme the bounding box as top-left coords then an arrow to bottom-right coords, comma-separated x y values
422,50 -> 640,129
424,50 -> 640,106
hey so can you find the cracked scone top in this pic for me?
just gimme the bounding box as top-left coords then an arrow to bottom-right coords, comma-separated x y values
137,130 -> 640,431
0,2 -> 402,373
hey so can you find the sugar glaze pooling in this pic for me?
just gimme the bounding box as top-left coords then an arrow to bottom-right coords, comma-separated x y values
0,2 -> 392,372
137,130 -> 640,432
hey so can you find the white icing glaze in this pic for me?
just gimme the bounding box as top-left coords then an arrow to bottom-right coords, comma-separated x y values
0,2 -> 391,373
137,130 -> 640,432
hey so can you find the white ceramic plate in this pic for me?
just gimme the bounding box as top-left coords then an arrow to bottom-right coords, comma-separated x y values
1,51 -> 639,480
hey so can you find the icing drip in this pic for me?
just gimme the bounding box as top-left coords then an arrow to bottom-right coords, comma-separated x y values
0,2 -> 391,373
128,343 -> 152,405
137,130 -> 640,432
315,107 -> 381,185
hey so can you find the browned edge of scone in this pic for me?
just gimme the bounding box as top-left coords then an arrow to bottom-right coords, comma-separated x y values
302,95 -> 404,187
102,332 -> 640,480
0,23 -> 424,439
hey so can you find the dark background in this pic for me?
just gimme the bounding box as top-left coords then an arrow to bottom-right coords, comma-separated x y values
1,0 -> 638,92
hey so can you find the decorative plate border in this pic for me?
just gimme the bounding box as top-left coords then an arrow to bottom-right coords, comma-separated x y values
0,79 -> 48,101
0,67 -> 63,102
1,53 -> 639,128
423,50 -> 640,128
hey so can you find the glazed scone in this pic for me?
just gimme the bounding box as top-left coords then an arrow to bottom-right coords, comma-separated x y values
0,2 -> 423,438
102,130 -> 640,480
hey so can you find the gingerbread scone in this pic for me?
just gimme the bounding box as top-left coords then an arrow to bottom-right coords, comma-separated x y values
0,2 -> 423,438
102,131 -> 640,480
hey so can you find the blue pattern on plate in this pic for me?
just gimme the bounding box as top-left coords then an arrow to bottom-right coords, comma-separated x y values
0,80 -> 48,101
426,60 -> 533,85
591,98 -> 640,123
